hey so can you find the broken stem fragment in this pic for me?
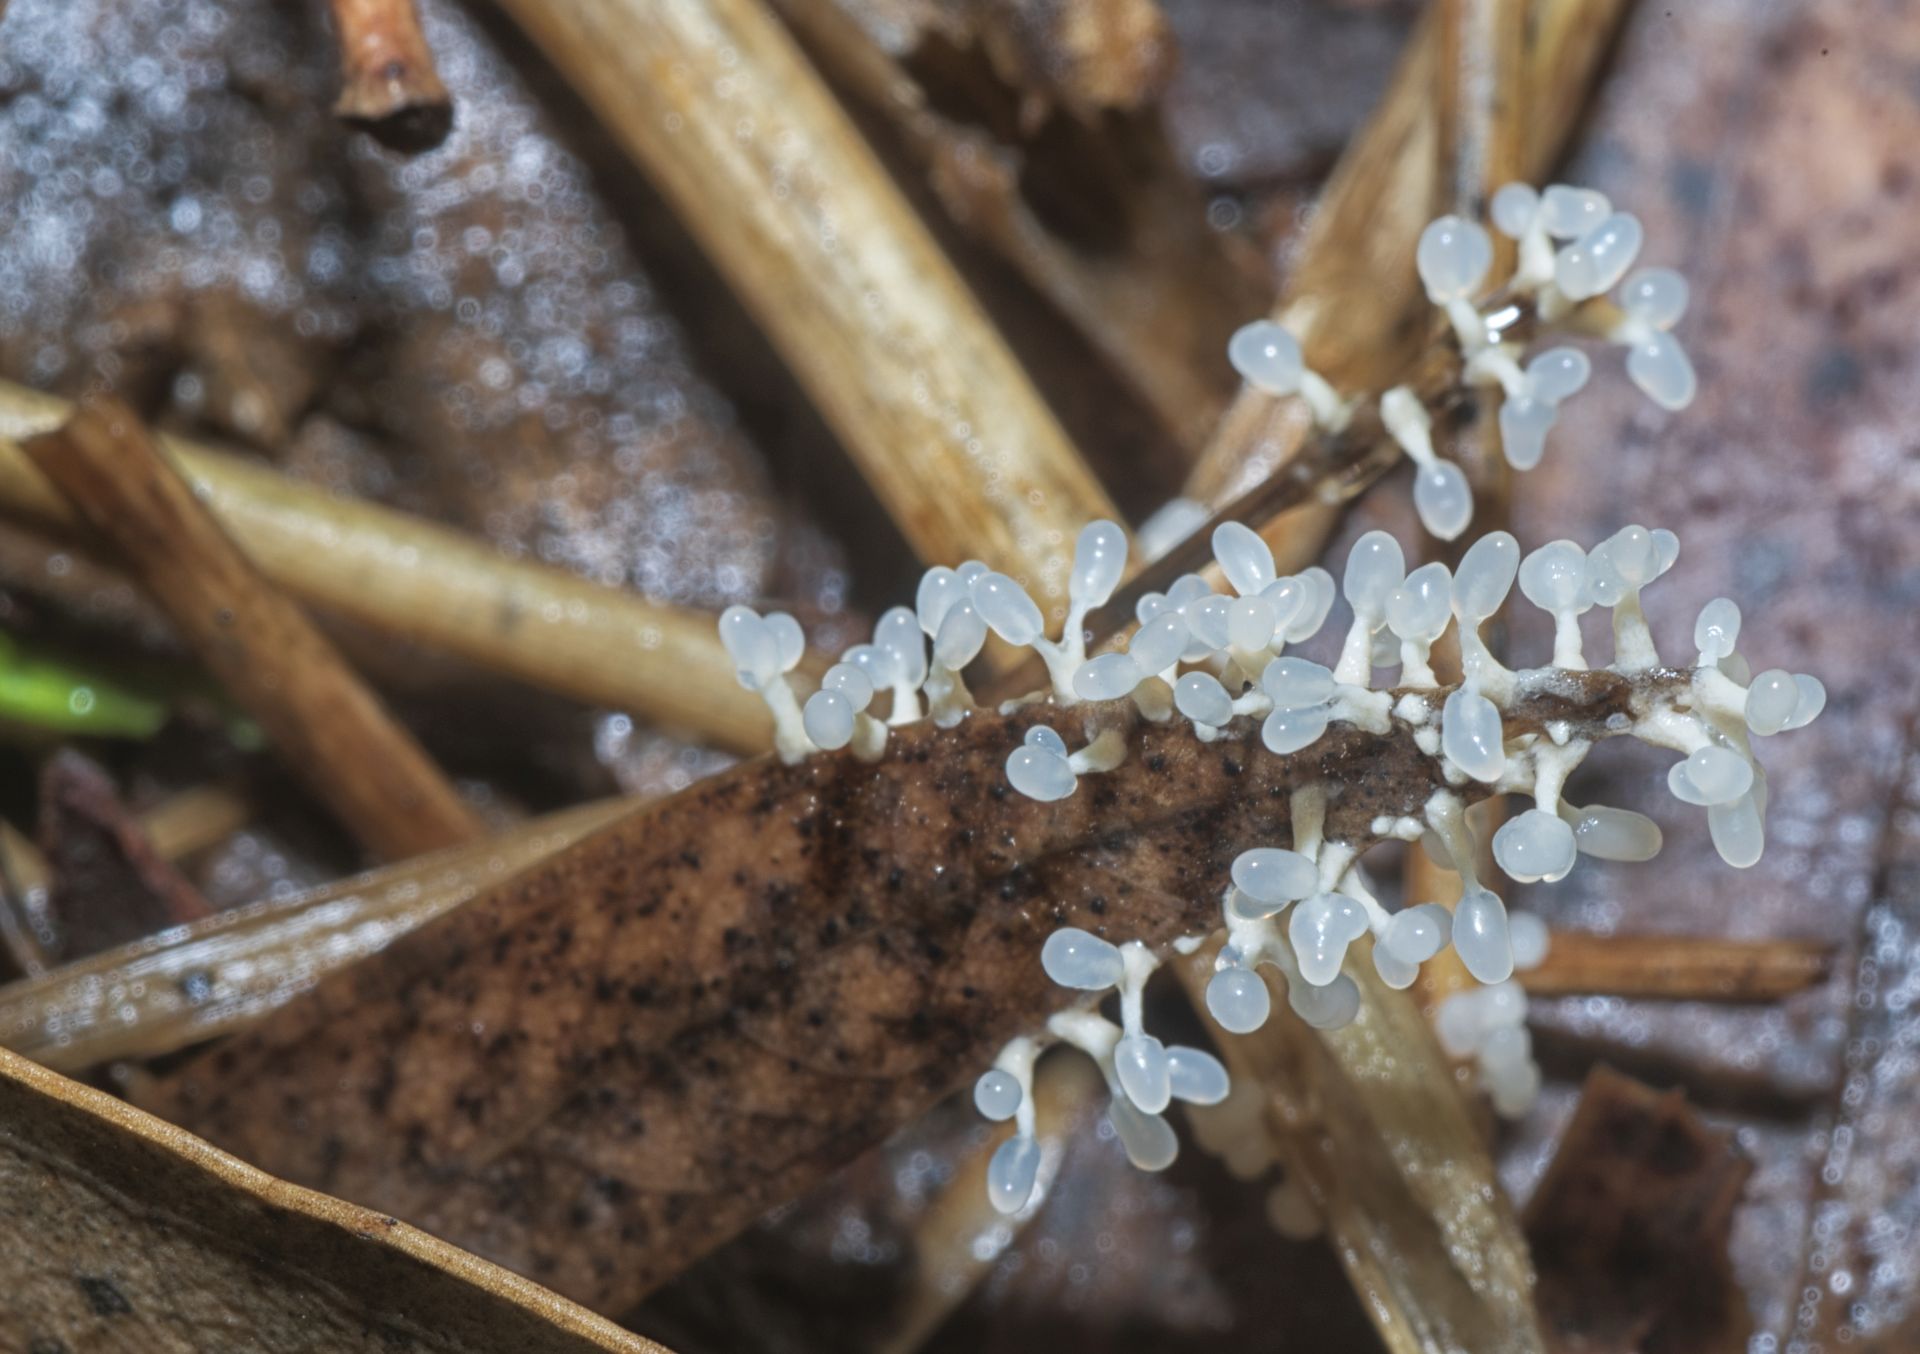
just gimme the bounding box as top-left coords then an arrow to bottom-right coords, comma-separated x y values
1175,944 -> 1546,1354
24,400 -> 483,861
327,0 -> 454,152
1517,931 -> 1832,1002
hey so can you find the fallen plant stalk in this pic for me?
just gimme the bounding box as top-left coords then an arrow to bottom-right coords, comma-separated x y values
1176,943 -> 1544,1354
25,401 -> 483,860
1406,0 -> 1529,1006
493,0 -> 1121,618
0,796 -> 633,1072
0,379 -> 778,753
1183,0 -> 1633,566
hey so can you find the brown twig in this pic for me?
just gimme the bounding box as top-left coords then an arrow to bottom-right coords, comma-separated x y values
1519,932 -> 1833,1002
0,380 -> 784,754
327,0 -> 454,152
1436,0 -> 1529,230
23,400 -> 483,861
491,0 -> 1121,621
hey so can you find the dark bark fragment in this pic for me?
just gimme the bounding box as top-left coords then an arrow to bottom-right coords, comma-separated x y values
1524,1067 -> 1753,1354
38,749 -> 212,962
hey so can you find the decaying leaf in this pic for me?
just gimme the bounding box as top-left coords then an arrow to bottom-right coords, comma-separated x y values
0,1044 -> 669,1352
1524,1066 -> 1754,1354
138,671 -> 1659,1313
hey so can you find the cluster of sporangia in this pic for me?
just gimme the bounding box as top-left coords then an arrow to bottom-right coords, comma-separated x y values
718,183 -> 1820,1219
1229,180 -> 1698,542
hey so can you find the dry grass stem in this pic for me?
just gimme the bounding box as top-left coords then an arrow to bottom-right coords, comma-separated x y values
0,380 -> 781,753
493,0 -> 1120,617
1519,933 -> 1833,1002
1182,0 -> 1631,566
1177,944 -> 1545,1354
24,401 -> 484,861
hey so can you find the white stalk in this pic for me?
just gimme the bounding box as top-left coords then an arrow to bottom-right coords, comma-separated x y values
1610,587 -> 1661,670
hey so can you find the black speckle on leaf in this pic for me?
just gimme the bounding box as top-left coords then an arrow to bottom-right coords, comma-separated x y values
76,1275 -> 132,1317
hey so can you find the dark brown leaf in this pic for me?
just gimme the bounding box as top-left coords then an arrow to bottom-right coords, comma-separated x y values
140,671 -> 1657,1312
